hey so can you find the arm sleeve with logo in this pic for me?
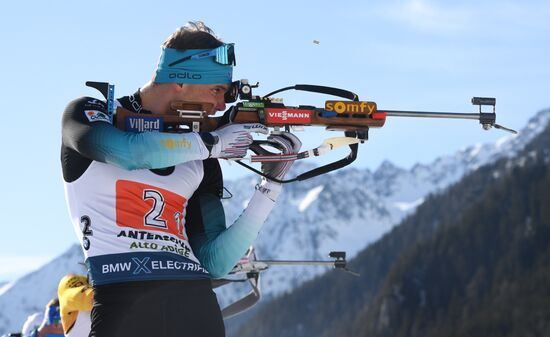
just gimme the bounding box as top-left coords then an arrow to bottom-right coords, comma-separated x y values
187,160 -> 277,278
62,97 -> 209,170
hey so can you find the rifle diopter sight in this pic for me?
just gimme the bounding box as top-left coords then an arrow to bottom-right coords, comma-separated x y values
471,97 -> 516,134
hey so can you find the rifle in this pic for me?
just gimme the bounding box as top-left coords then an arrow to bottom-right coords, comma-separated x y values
86,80 -> 517,183
211,247 -> 357,319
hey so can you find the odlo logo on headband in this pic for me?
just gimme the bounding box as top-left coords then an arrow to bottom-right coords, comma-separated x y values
169,72 -> 202,80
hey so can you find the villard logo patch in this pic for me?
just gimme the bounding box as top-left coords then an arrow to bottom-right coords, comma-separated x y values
125,116 -> 164,133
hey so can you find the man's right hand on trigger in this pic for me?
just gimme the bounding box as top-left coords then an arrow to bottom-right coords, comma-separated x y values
205,124 -> 268,159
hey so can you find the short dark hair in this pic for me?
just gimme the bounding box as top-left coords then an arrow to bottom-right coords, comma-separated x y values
162,21 -> 224,51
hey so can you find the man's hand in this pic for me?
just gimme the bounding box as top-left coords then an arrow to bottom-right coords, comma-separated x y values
204,124 -> 268,159
255,132 -> 302,201
260,132 -> 302,181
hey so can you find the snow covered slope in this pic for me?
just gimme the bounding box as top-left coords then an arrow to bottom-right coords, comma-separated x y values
0,245 -> 84,334
216,108 -> 550,303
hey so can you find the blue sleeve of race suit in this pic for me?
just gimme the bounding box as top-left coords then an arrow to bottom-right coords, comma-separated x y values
188,191 -> 275,278
61,97 -> 209,170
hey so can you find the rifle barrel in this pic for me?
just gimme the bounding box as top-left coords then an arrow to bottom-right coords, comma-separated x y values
259,260 -> 337,266
383,110 -> 483,121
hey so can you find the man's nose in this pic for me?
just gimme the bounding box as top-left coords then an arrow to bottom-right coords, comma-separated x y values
215,99 -> 226,112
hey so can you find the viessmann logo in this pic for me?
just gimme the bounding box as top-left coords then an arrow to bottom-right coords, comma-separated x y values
265,108 -> 312,124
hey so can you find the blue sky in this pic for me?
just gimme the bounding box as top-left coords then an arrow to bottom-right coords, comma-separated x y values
0,0 -> 548,281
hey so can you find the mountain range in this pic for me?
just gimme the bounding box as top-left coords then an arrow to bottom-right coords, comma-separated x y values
216,107 -> 550,304
231,108 -> 550,337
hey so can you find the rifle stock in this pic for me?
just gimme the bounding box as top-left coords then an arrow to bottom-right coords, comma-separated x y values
116,100 -> 387,135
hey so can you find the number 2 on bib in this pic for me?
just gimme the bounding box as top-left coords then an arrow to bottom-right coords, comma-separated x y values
115,180 -> 188,240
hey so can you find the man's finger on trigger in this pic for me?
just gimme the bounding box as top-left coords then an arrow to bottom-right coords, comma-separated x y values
242,124 -> 269,134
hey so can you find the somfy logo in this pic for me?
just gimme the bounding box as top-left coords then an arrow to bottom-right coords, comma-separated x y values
325,101 -> 377,115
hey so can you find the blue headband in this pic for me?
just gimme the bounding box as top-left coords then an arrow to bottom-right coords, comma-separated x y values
154,48 -> 233,84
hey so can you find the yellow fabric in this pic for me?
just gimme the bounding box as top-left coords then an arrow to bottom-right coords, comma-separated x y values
57,274 -> 93,334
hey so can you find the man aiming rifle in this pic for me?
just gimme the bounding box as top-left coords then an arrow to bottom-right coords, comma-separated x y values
61,21 -> 300,337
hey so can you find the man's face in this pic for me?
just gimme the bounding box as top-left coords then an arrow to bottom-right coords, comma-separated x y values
177,83 -> 230,114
